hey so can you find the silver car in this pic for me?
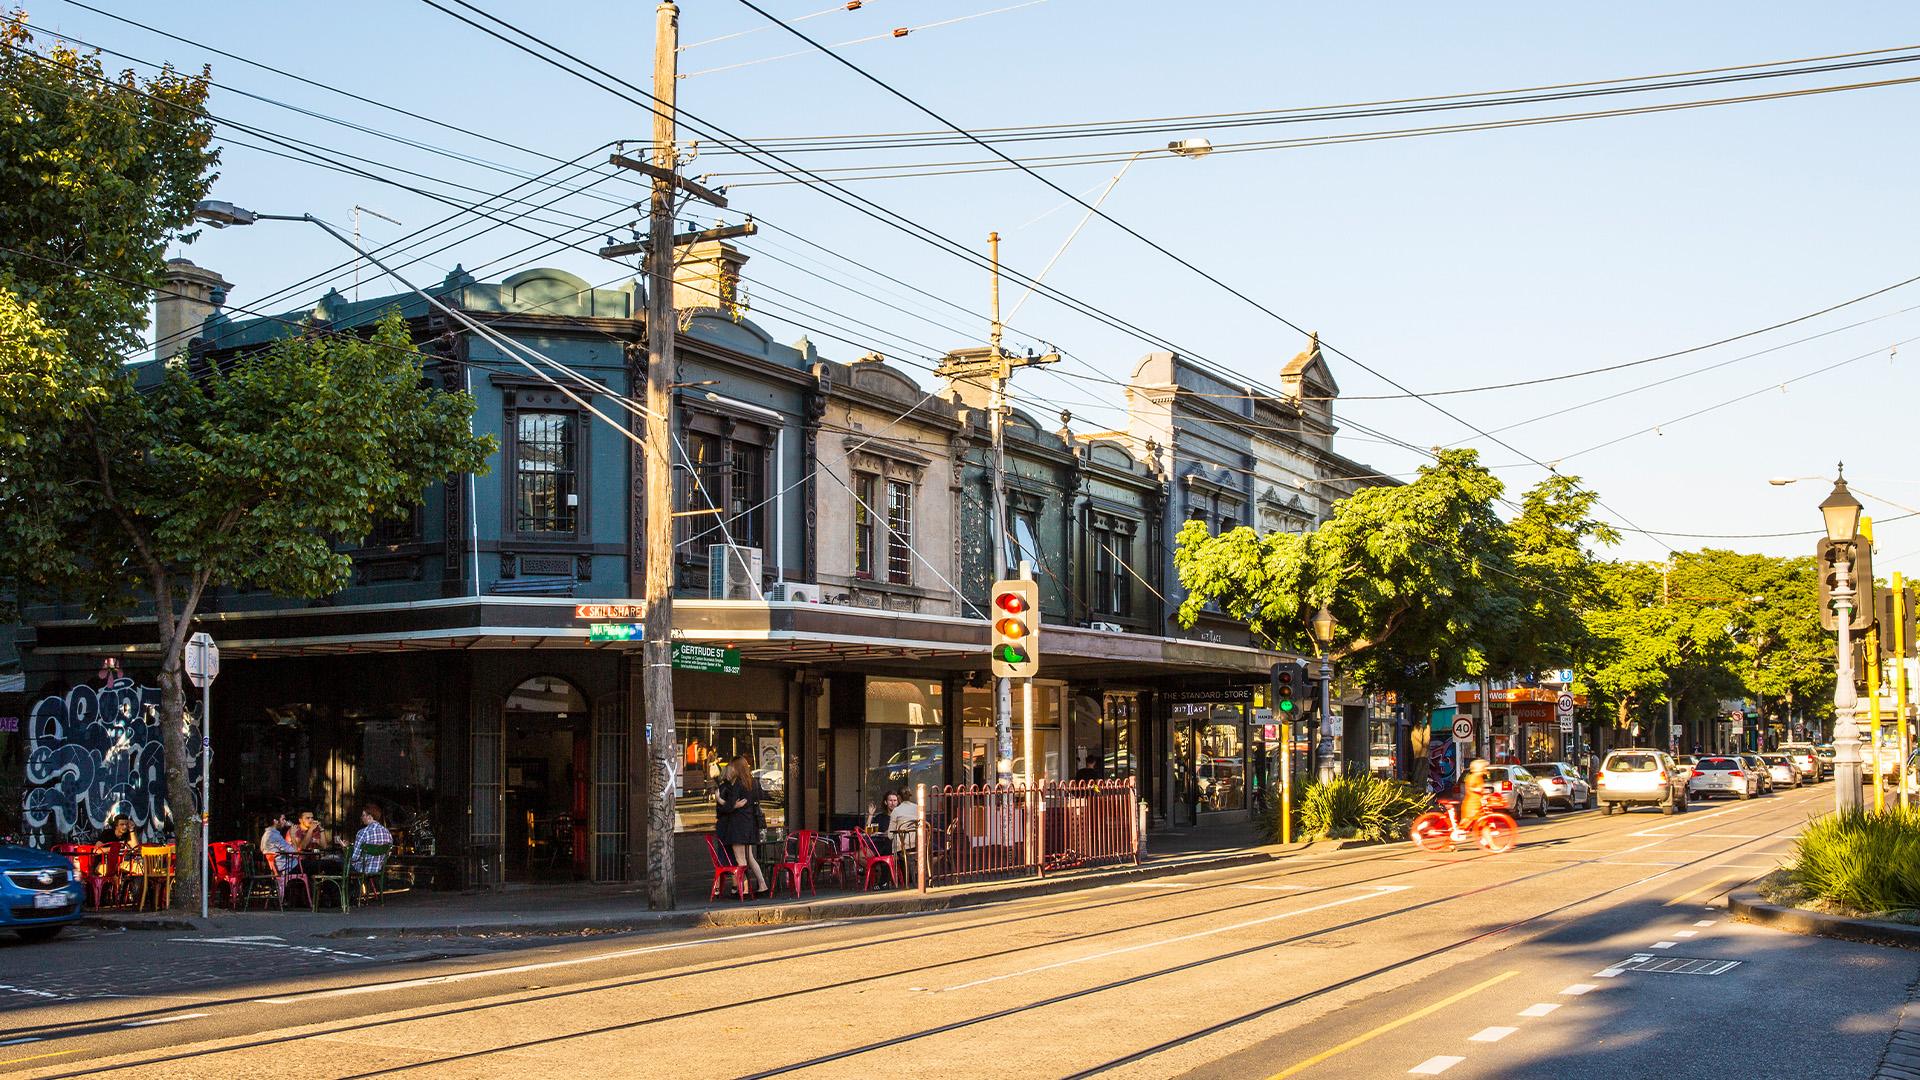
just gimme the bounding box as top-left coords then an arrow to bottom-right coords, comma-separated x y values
1525,761 -> 1592,810
1597,749 -> 1689,815
1762,754 -> 1802,788
1688,755 -> 1761,800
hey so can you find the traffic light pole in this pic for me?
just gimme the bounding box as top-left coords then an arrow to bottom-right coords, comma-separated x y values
988,232 -> 1014,786
1833,543 -> 1864,815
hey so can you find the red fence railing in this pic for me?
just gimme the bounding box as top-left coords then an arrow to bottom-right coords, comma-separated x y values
914,779 -> 1140,889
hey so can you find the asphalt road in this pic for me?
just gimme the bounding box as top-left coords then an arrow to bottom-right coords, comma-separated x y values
0,782 -> 1906,1079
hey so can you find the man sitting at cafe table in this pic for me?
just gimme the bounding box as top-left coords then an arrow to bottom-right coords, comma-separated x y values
259,814 -> 301,873
350,804 -> 393,874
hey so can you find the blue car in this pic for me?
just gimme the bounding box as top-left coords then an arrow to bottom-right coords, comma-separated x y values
0,844 -> 86,942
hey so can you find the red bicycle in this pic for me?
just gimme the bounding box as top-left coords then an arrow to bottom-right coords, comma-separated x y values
1409,799 -> 1518,854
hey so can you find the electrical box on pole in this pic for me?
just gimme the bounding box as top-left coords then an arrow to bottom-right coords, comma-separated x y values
990,579 -> 1041,678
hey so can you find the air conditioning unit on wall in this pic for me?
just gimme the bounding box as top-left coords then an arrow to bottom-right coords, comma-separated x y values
768,582 -> 822,603
708,545 -> 764,599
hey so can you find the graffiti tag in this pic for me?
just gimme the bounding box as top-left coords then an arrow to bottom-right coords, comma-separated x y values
22,679 -> 198,842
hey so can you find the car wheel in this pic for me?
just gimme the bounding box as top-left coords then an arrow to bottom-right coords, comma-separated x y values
1661,798 -> 1676,815
1736,789 -> 1749,800
15,925 -> 63,944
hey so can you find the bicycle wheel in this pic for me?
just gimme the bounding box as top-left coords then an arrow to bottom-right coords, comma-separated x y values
1409,812 -> 1452,852
1477,813 -> 1519,853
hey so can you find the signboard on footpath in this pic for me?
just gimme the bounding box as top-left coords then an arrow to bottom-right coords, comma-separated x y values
671,643 -> 741,675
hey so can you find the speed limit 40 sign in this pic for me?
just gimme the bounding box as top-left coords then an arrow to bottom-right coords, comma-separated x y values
1452,716 -> 1475,742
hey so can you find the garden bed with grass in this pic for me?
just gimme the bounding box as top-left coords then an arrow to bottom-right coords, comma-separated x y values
1738,809 -> 1920,943
1260,774 -> 1434,845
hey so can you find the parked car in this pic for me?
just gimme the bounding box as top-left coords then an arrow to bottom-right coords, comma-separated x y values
1688,755 -> 1761,800
1780,742 -> 1822,782
0,844 -> 85,942
1762,754 -> 1802,788
1815,745 -> 1835,779
1524,761 -> 1592,810
1597,749 -> 1689,815
1369,743 -> 1395,777
1484,765 -> 1549,819
1740,753 -> 1774,794
867,741 -> 943,796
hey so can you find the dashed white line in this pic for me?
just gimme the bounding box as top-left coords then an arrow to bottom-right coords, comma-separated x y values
1651,941 -> 1677,949
1409,1056 -> 1465,1075
1470,1026 -> 1518,1042
1674,930 -> 1698,938
1594,968 -> 1624,978
1561,983 -> 1597,995
1519,1003 -> 1561,1017
1694,920 -> 1716,927
122,1012 -> 209,1027
0,1037 -> 44,1047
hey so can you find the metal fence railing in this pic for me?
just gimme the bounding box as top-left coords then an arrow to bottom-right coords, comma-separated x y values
913,779 -> 1141,890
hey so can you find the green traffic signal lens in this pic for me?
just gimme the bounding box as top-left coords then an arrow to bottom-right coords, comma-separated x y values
1279,700 -> 1294,712
995,644 -> 1030,663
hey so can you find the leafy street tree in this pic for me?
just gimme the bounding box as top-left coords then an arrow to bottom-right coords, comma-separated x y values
0,22 -> 495,910
1577,560 -> 1743,749
1172,450 -> 1614,723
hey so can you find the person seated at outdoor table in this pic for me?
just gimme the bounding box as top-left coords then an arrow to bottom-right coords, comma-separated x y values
286,811 -> 330,852
862,789 -> 921,855
94,814 -> 143,875
350,803 -> 393,874
258,814 -> 301,874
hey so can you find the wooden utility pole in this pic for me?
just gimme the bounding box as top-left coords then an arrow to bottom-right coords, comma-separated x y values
641,0 -> 680,909
988,231 -> 1014,783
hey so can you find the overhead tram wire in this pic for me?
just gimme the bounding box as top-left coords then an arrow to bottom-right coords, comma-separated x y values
681,1 -> 1049,79
713,73 -> 1920,185
718,41 -> 1920,151
728,0 -> 1783,552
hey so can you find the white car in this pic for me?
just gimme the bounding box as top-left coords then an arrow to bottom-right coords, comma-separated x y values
1524,761 -> 1592,810
1762,754 -> 1802,789
1597,749 -> 1689,815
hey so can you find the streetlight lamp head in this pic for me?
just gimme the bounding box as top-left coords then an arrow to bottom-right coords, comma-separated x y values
1819,467 -> 1863,544
191,200 -> 257,228
1310,605 -> 1337,647
1167,137 -> 1213,159
1768,477 -> 1796,487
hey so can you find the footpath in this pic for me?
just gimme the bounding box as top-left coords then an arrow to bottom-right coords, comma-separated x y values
85,823 -> 1310,940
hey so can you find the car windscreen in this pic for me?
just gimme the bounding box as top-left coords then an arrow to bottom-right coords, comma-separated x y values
1697,758 -> 1738,770
1485,768 -> 1509,781
1605,754 -> 1658,772
1525,763 -> 1562,776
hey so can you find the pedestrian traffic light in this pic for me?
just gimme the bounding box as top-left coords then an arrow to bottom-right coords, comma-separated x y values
990,578 -> 1040,677
1817,537 -> 1875,633
1270,660 -> 1310,717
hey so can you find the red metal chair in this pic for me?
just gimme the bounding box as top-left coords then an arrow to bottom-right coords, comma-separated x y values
208,842 -> 247,909
811,832 -> 853,890
85,842 -> 130,908
854,828 -> 903,891
705,835 -> 750,902
771,829 -> 817,899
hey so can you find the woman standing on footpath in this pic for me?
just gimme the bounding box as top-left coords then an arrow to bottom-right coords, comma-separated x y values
716,755 -> 768,898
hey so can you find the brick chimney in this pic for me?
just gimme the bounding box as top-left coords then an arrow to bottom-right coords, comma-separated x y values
154,258 -> 231,360
671,239 -> 748,317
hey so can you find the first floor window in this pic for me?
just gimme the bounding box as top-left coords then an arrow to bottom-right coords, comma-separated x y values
853,473 -> 877,579
515,410 -> 578,537
1092,527 -> 1133,617
680,424 -> 768,554
885,479 -> 913,584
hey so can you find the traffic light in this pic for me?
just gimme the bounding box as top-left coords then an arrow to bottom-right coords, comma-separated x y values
1270,660 -> 1310,718
1817,537 -> 1875,633
990,578 -> 1040,677
1878,584 -> 1917,658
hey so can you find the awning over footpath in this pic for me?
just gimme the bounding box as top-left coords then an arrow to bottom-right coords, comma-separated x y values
26,597 -> 1292,680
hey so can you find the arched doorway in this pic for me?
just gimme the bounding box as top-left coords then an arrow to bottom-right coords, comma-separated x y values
503,676 -> 589,882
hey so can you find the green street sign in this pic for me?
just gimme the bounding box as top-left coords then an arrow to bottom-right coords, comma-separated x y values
672,643 -> 741,674
588,623 -> 643,642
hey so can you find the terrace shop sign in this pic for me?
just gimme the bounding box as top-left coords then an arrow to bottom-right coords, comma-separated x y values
671,643 -> 741,675
575,604 -> 643,620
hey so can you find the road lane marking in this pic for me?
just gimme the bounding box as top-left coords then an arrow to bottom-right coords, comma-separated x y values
122,1013 -> 209,1027
0,1049 -> 78,1065
1560,984 -> 1596,995
1267,971 -> 1518,1079
1674,930 -> 1698,938
1519,1003 -> 1560,1017
1594,968 -> 1624,977
1694,920 -> 1716,926
1408,1057 -> 1465,1075
1651,941 -> 1677,949
1663,874 -> 1748,907
945,886 -> 1409,992
1469,1026 -> 1517,1042
0,1038 -> 43,1047
255,922 -> 843,1004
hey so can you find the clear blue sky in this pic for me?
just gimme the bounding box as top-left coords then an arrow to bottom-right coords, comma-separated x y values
29,0 -> 1920,570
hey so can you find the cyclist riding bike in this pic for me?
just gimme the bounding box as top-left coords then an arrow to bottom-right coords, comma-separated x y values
1456,757 -> 1493,830
1410,757 -> 1517,853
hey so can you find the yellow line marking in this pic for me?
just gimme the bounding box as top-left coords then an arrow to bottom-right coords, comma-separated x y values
1268,970 -> 1520,1079
1664,874 -> 1748,907
0,1048 -> 80,1065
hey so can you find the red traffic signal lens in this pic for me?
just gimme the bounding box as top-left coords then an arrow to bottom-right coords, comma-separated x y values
995,592 -> 1029,614
994,618 -> 1028,639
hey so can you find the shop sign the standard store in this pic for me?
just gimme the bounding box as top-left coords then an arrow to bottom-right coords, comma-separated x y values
1164,686 -> 1257,705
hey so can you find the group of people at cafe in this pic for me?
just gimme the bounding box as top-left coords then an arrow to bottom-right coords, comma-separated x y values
257,805 -> 393,876
712,754 -> 920,897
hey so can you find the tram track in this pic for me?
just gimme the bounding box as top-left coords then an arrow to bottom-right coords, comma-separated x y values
12,793 -> 1811,1078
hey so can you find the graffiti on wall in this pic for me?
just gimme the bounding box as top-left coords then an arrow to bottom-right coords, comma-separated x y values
22,679 -> 199,843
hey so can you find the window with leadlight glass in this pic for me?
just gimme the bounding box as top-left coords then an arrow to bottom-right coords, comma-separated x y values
885,479 -> 913,585
853,473 -> 878,580
514,410 -> 577,537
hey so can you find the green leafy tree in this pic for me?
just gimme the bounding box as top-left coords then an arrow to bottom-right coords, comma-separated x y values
1578,560 -> 1743,748
2,312 -> 493,909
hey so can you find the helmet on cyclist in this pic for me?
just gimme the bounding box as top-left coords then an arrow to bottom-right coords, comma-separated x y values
1468,757 -> 1489,772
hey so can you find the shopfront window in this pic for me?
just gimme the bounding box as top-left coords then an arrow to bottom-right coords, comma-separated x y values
960,682 -> 1064,785
864,678 -> 944,801
1068,692 -> 1140,781
1171,700 -> 1248,814
676,711 -> 785,835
